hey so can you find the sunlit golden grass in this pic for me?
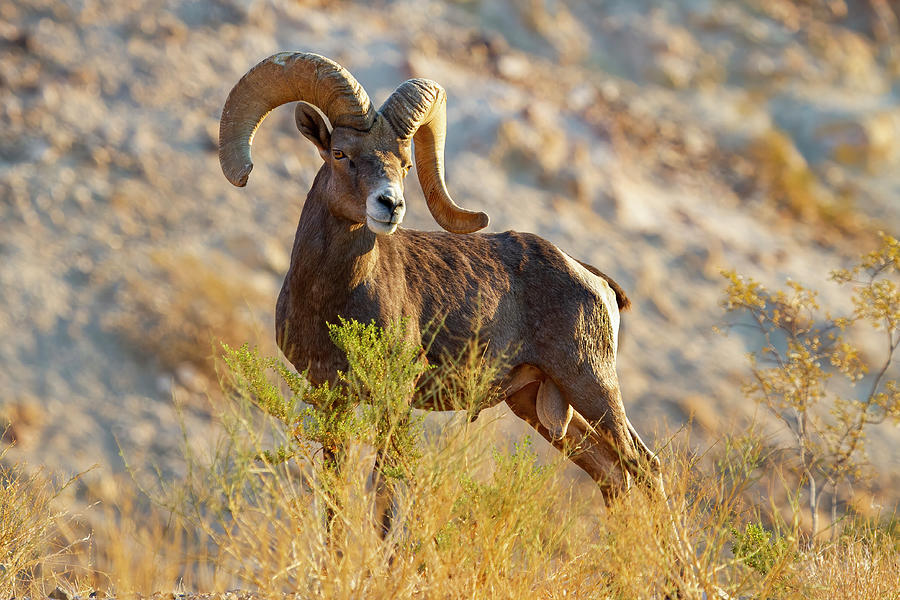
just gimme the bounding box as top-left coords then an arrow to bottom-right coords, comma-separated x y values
0,449 -> 74,597
5,323 -> 899,598
7,425 -> 899,598
790,529 -> 900,600
62,480 -> 218,595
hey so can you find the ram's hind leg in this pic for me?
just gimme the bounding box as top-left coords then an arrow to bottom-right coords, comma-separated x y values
509,375 -> 682,594
626,416 -> 665,498
505,379 -> 636,503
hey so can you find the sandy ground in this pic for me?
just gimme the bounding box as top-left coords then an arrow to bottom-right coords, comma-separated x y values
1,0 -> 899,517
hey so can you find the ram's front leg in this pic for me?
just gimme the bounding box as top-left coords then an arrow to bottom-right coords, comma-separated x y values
369,349 -> 427,539
322,443 -> 344,535
370,450 -> 395,539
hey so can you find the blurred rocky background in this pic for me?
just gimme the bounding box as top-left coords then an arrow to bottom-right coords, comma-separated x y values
1,0 -> 898,521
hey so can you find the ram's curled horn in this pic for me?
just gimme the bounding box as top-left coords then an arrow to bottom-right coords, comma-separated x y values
379,79 -> 489,234
219,52 -> 375,187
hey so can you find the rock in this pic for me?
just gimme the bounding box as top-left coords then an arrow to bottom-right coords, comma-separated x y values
0,394 -> 46,446
225,233 -> 290,275
156,374 -> 174,396
677,395 -> 722,433
808,24 -> 884,93
567,84 -> 596,112
650,54 -> 695,89
48,587 -> 71,600
175,362 -> 207,394
815,110 -> 900,171
496,53 -> 530,81
603,13 -> 703,88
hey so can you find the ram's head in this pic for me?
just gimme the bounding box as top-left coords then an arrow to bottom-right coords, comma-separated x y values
219,52 -> 489,235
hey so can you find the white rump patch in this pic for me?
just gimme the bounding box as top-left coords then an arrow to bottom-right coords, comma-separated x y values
558,248 -> 621,351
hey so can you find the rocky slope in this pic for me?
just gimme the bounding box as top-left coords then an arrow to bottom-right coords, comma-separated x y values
1,0 -> 898,514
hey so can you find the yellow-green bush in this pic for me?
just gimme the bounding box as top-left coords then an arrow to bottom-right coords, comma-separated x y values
722,233 -> 899,540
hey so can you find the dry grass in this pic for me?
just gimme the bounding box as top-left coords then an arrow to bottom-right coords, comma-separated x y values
5,332 -> 899,599
792,531 -> 900,599
0,449 -> 74,596
7,429 -> 899,598
65,480 -> 218,594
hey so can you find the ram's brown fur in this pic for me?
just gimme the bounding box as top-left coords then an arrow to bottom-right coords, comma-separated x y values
220,53 -> 661,514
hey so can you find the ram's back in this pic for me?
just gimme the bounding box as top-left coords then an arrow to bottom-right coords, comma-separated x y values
375,230 -> 625,369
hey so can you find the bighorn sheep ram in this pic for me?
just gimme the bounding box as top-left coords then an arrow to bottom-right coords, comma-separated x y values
219,52 -> 662,507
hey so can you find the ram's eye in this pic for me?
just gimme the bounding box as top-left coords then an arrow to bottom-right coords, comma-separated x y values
403,164 -> 412,175
332,149 -> 346,160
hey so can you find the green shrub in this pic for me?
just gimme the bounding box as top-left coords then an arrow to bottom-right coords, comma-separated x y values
731,521 -> 791,575
222,317 -> 427,476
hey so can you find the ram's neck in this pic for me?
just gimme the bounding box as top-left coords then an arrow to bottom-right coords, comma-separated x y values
275,176 -> 381,378
292,193 -> 378,287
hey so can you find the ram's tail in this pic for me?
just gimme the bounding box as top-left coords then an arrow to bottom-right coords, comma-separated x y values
576,260 -> 631,312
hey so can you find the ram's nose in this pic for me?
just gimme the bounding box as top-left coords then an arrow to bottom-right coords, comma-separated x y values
376,193 -> 405,221
376,193 -> 403,213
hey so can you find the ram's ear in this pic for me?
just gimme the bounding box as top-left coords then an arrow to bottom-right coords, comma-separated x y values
295,101 -> 331,160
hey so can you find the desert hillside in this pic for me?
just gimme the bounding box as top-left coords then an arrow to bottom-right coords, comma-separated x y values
2,0 -> 899,529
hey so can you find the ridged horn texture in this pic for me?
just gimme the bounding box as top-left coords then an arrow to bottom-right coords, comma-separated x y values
219,52 -> 374,187
380,79 -> 489,233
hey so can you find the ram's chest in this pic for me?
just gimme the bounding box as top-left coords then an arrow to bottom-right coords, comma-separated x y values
276,276 -> 391,385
